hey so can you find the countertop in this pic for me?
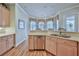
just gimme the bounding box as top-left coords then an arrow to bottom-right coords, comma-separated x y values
0,32 -> 15,37
29,32 -> 79,42
49,35 -> 79,42
0,28 -> 15,37
29,31 -> 48,36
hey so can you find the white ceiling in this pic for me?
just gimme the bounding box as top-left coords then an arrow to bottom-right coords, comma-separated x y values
19,3 -> 79,18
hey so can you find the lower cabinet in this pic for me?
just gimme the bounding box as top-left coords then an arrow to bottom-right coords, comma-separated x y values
0,39 -> 2,54
56,38 -> 77,56
34,36 -> 45,50
29,35 -> 78,56
46,36 -> 57,55
1,37 -> 7,54
57,44 -> 77,56
29,35 -> 45,50
0,34 -> 15,55
46,36 -> 78,56
7,35 -> 14,50
29,35 -> 34,50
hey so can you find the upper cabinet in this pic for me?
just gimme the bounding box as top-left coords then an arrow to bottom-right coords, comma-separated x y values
0,4 -> 10,27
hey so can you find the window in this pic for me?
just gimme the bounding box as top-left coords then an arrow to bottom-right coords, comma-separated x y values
30,21 -> 37,31
65,16 -> 75,32
38,22 -> 44,30
47,21 -> 53,30
56,20 -> 59,30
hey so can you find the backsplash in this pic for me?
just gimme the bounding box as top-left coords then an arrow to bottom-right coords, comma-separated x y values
0,28 -> 6,33
0,27 -> 15,35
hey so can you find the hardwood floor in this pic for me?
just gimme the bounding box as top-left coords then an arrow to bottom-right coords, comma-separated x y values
3,40 -> 52,56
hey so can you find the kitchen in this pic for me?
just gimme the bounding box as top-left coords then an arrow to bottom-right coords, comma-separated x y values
0,3 -> 79,56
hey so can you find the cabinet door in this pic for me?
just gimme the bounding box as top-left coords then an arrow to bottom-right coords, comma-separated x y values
49,37 -> 57,55
29,35 -> 34,50
39,36 -> 45,49
46,36 -> 50,50
1,37 -> 7,54
37,36 -> 44,49
46,36 -> 57,55
57,43 -> 77,56
2,6 -> 10,27
34,36 -> 38,49
0,38 -> 2,55
7,35 -> 14,50
34,36 -> 45,50
46,36 -> 51,51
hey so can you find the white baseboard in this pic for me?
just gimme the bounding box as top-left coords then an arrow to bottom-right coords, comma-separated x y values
16,38 -> 26,47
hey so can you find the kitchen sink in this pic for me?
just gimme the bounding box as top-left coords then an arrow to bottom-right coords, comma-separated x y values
50,34 -> 59,36
59,35 -> 71,38
50,34 -> 71,38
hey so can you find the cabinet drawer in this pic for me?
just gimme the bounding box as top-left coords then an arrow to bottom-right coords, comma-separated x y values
57,38 -> 77,47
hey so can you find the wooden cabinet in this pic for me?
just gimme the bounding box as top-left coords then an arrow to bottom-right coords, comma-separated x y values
46,36 -> 57,55
46,36 -> 78,56
0,5 -> 10,27
77,42 -> 79,56
7,35 -> 14,50
1,36 -> 7,54
0,34 -> 15,55
0,38 -> 2,54
34,36 -> 45,50
57,38 -> 77,56
34,36 -> 38,49
29,35 -> 34,50
29,35 -> 78,56
29,35 -> 45,50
